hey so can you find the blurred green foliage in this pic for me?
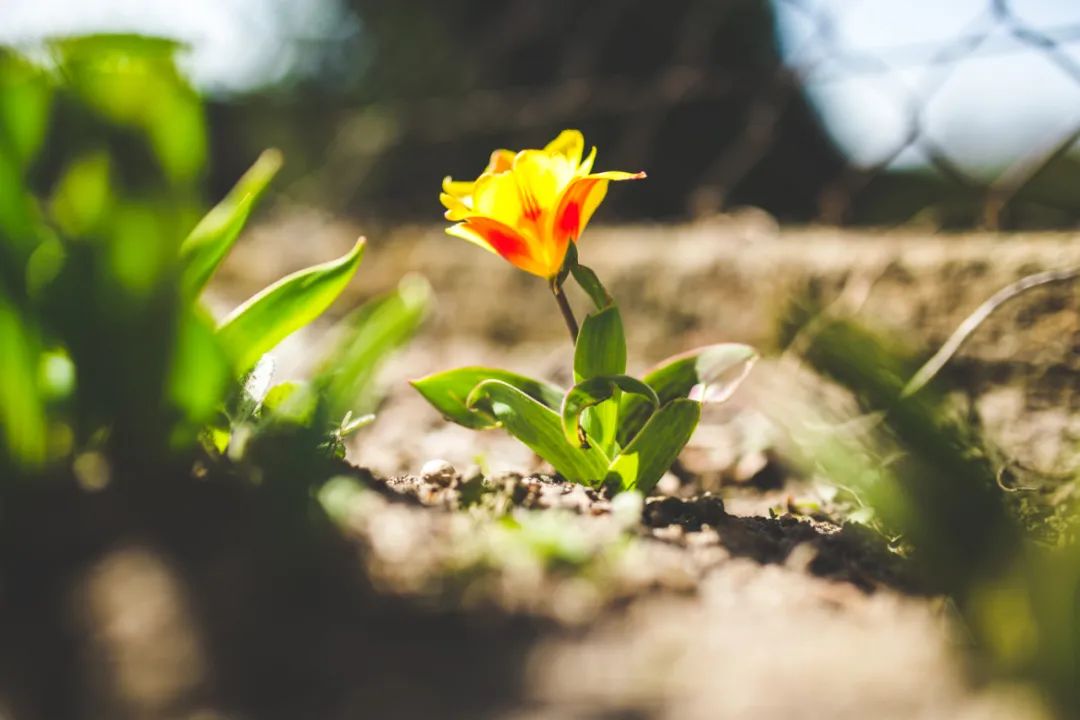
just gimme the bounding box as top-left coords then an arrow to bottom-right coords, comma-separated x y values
780,303 -> 1080,717
0,36 -> 429,488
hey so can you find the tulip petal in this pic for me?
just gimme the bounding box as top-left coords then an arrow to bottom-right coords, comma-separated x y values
442,176 -> 475,199
513,149 -> 573,211
579,146 -> 597,175
456,217 -> 550,277
589,170 -> 647,181
554,177 -> 606,244
554,171 -> 644,243
485,149 -> 516,174
472,170 -> 524,223
544,129 -> 584,167
441,192 -> 472,221
446,222 -> 496,254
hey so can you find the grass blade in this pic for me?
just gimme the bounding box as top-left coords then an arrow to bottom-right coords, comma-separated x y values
179,149 -> 282,296
315,274 -> 432,420
217,238 -> 365,375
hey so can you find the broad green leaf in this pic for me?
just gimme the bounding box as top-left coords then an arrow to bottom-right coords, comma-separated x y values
217,238 -> 365,375
315,274 -> 431,420
574,305 -> 626,382
573,305 -> 627,454
467,380 -> 609,483
561,375 -> 658,448
179,149 -> 283,296
412,367 -> 563,430
607,399 -> 701,494
619,343 -> 757,446
0,294 -> 46,467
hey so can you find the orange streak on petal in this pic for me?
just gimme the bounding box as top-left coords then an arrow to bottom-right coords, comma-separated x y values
461,217 -> 548,277
554,169 -> 645,244
555,177 -> 604,243
446,222 -> 496,254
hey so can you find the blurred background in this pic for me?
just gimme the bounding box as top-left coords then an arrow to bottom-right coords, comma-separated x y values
5,3 -> 1080,719
3,0 -> 1080,229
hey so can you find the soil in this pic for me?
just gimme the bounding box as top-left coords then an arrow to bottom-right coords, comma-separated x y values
5,216 -> 1075,719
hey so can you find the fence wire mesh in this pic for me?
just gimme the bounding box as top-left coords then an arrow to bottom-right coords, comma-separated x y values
313,0 -> 1080,229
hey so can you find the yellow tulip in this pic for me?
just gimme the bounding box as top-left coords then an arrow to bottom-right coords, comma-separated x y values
440,130 -> 644,278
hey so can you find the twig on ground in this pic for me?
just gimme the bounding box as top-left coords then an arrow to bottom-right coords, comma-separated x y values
902,266 -> 1080,398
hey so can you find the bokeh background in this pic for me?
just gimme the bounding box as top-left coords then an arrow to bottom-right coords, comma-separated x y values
7,4 -> 1080,719
4,0 -> 1080,229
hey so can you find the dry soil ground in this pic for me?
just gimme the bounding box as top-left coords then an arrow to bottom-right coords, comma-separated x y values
24,213 -> 1080,719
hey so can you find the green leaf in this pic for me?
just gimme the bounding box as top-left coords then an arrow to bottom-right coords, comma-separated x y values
167,307 -> 230,428
180,149 -> 282,296
0,51 -> 50,264
467,380 -> 609,483
607,399 -> 701,494
262,381 -> 318,425
0,294 -> 46,467
216,238 -> 365,375
0,50 -> 51,171
411,367 -> 563,430
49,151 -> 112,237
574,304 -> 626,382
234,355 -> 276,424
561,375 -> 658,448
315,273 -> 431,420
619,343 -> 757,446
570,261 -> 612,310
53,35 -> 206,185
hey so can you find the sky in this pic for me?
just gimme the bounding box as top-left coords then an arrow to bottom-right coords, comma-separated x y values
771,0 -> 1080,178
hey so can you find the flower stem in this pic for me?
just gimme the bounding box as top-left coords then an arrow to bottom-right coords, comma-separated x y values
550,277 -> 579,344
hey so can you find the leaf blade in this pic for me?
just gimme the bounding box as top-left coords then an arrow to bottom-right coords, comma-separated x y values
216,238 -> 365,375
0,295 -> 46,467
179,148 -> 282,296
619,343 -> 756,446
574,304 -> 626,382
468,380 -> 609,483
315,273 -> 431,420
411,366 -> 563,430
561,375 -> 658,448
607,399 -> 701,494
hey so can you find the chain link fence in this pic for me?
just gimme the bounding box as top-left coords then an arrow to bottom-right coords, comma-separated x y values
259,0 -> 1078,229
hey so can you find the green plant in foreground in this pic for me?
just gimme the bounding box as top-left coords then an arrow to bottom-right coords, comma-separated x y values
0,37 -> 429,482
414,131 -> 756,494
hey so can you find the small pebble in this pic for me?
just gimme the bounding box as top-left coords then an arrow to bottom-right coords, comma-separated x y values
420,459 -> 458,486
